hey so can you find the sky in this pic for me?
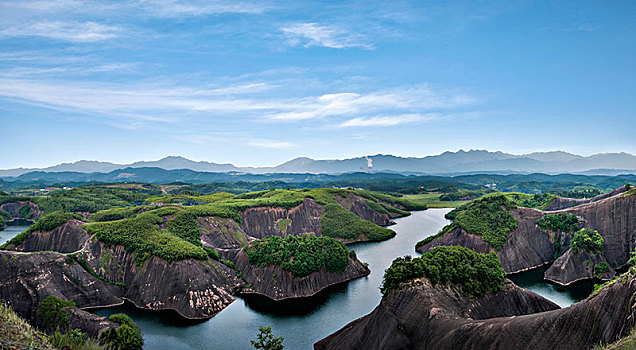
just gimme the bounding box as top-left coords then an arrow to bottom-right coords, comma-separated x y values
0,0 -> 634,169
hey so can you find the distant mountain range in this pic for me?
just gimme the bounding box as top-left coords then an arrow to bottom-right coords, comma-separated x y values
2,150 -> 636,178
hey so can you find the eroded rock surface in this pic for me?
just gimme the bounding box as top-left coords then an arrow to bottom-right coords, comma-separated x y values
315,274 -> 636,350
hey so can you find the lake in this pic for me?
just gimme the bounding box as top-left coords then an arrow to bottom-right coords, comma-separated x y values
3,209 -> 592,349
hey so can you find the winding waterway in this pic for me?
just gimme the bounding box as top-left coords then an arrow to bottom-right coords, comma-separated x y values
2,210 -> 593,349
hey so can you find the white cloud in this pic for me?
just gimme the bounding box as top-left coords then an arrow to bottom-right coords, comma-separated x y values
267,87 -> 477,121
0,21 -> 121,42
281,23 -> 373,50
135,0 -> 268,18
337,114 -> 436,128
248,139 -> 296,149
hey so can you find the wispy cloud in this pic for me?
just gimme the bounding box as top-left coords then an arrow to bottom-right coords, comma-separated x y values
0,21 -> 121,42
337,114 -> 436,128
248,139 -> 296,149
0,75 -> 478,131
281,23 -> 373,50
267,87 -> 477,121
135,0 -> 269,18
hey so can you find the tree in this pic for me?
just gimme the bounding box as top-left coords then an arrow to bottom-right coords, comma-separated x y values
37,296 -> 75,333
251,326 -> 284,350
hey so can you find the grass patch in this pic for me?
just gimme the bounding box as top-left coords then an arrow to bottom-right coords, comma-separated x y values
320,203 -> 395,241
245,235 -> 349,277
0,301 -> 54,349
381,246 -> 505,297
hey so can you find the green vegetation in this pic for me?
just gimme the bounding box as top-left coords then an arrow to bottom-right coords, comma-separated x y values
550,187 -> 602,199
594,262 -> 610,277
418,195 -> 518,250
1,211 -> 84,249
439,189 -> 494,202
320,203 -> 395,241
245,235 -> 349,277
99,313 -> 143,350
537,213 -> 580,234
571,228 -> 604,254
381,246 -> 506,297
48,327 -> 108,350
403,193 -> 471,208
251,325 -> 284,350
37,295 -> 76,333
18,204 -> 35,219
84,213 -> 208,264
1,301 -> 54,350
276,218 -> 291,233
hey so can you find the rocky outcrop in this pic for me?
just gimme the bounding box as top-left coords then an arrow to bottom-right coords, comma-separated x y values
335,193 -> 395,226
198,216 -> 250,249
84,241 -> 241,319
418,188 -> 636,282
545,248 -> 616,285
68,307 -> 118,338
239,198 -> 324,239
545,185 -> 630,211
10,219 -> 89,253
0,251 -> 123,323
231,250 -> 370,300
0,201 -> 41,222
418,207 -> 554,273
315,273 -> 636,350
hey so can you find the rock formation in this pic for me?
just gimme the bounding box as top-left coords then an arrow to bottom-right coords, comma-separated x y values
315,272 -> 636,350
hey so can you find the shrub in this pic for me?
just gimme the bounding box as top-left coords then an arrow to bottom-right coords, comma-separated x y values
571,228 -> 604,254
537,213 -> 579,234
37,296 -> 76,333
19,205 -> 35,219
381,246 -> 506,297
594,262 -> 610,277
245,235 -> 349,277
99,313 -> 143,350
251,325 -> 284,350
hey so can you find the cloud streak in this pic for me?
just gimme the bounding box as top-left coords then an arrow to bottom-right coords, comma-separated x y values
281,23 -> 373,50
337,114 -> 436,128
0,21 -> 121,42
248,139 -> 296,149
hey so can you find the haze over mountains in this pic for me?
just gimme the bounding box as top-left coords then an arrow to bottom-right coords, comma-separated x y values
2,150 -> 636,178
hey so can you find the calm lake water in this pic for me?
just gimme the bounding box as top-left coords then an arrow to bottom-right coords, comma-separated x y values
0,222 -> 31,246
3,210 -> 592,349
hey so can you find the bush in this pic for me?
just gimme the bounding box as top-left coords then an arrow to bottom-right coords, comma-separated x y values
251,325 -> 284,350
381,246 -> 505,297
245,235 -> 349,277
19,205 -> 35,219
537,213 -> 579,234
594,262 -> 610,277
99,313 -> 143,350
37,296 -> 76,333
571,228 -> 604,254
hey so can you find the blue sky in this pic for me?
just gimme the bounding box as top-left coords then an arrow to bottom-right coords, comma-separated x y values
0,0 -> 634,168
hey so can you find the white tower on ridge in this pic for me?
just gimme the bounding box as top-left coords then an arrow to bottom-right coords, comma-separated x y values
366,156 -> 373,173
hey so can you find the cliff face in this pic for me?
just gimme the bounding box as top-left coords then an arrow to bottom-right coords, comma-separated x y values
545,248 -> 615,285
335,193 -> 395,226
545,185 -> 629,211
0,251 -> 123,323
239,198 -> 324,239
232,250 -> 370,300
12,219 -> 89,253
418,189 -> 636,282
84,241 -> 240,319
315,273 -> 636,350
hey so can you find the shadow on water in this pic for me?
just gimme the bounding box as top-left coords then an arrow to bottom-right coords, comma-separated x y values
94,300 -> 206,327
238,280 -> 353,316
